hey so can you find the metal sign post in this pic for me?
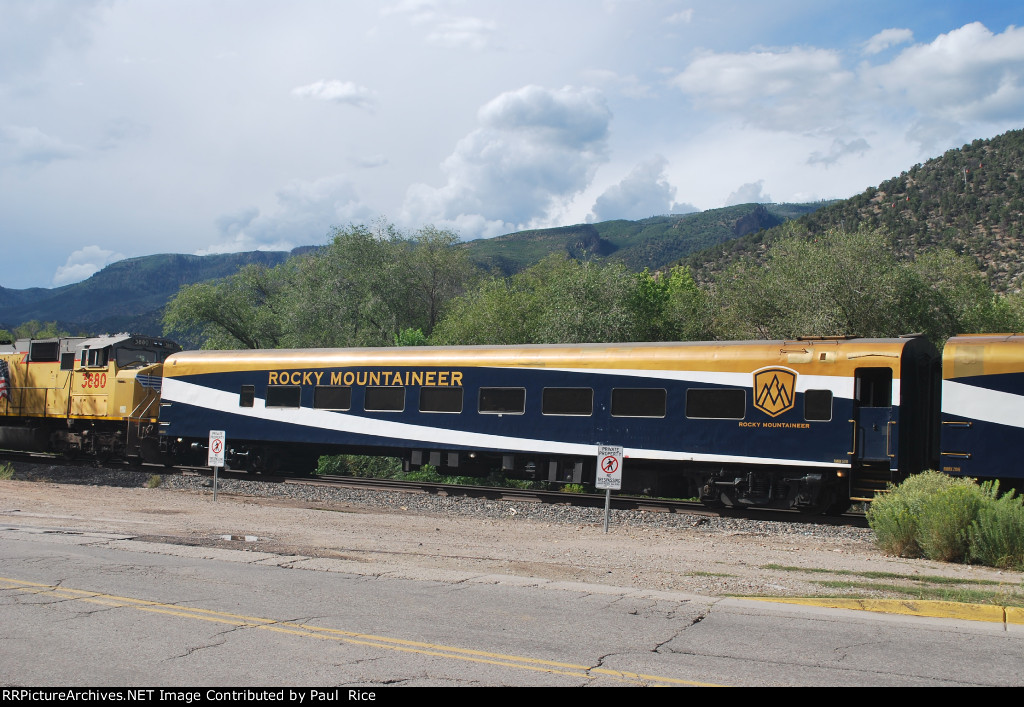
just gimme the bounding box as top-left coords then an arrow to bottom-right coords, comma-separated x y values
208,430 -> 226,501
595,445 -> 623,533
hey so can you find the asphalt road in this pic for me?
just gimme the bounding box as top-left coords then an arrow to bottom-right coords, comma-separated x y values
1,523 -> 1021,688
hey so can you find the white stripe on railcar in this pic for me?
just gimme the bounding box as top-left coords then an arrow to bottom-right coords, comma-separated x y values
942,380 -> 1024,428
163,378 -> 847,469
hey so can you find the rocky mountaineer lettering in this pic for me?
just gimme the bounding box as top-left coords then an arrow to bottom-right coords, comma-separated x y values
269,369 -> 463,387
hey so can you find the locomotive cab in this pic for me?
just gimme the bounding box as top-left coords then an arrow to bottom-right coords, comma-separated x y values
0,333 -> 180,459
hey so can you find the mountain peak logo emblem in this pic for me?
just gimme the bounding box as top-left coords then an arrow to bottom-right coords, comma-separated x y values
753,367 -> 797,417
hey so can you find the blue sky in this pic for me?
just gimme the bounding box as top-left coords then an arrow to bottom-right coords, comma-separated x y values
1,0 -> 1022,289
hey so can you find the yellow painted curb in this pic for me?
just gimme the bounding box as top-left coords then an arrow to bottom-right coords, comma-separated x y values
1006,606 -> 1024,625
739,597 -> 1020,624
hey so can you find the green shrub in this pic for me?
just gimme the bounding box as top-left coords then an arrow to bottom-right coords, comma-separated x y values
869,472 -> 1024,570
867,470 -> 963,557
916,482 -> 988,562
401,463 -> 441,482
968,485 -> 1024,570
146,474 -> 162,488
0,462 -> 14,481
316,455 -> 402,478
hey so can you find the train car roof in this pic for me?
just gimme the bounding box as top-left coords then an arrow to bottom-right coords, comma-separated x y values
78,333 -> 179,349
943,333 -> 1024,379
165,337 -> 937,378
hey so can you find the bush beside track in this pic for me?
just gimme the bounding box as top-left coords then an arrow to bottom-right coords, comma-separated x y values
867,471 -> 1024,569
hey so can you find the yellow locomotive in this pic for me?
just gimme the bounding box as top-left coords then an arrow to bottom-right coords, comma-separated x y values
0,333 -> 180,459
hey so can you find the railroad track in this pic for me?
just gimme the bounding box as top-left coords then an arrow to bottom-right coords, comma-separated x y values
1,450 -> 867,528
226,471 -> 867,527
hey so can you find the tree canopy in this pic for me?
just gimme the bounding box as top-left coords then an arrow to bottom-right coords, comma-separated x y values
164,220 -> 1021,351
162,223 -> 477,349
713,226 -> 1024,344
430,255 -> 712,345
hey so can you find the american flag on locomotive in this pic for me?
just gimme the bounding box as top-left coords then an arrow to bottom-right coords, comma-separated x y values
0,359 -> 9,401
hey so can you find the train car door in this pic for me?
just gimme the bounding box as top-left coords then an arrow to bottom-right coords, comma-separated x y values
853,367 -> 894,462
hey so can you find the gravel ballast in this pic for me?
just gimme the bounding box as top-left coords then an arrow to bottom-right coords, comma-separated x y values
2,461 -> 1021,599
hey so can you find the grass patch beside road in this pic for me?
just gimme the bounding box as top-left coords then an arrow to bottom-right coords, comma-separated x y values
760,564 -> 1024,607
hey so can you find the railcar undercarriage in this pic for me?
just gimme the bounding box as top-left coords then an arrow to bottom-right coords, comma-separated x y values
697,465 -> 851,514
0,420 -> 147,461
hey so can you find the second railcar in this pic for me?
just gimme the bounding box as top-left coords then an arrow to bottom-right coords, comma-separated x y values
940,334 -> 1024,483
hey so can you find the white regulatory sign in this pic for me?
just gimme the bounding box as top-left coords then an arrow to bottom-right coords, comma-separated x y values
208,430 -> 226,467
595,445 -> 623,490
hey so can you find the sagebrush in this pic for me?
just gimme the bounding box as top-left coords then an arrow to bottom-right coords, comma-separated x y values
868,472 -> 1024,570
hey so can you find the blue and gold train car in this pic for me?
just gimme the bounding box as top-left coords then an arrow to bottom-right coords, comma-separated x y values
0,333 -> 180,458
941,334 -> 1024,482
158,336 -> 939,511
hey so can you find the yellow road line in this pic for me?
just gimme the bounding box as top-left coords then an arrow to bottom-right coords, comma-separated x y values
0,576 -> 722,687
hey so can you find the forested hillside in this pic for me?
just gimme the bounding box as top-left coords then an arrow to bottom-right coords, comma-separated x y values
465,202 -> 822,275
689,129 -> 1024,291
0,251 -> 294,336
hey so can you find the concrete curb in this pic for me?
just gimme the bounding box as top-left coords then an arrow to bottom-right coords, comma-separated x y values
740,597 -> 1024,624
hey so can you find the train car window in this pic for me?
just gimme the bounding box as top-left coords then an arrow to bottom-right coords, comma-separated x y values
60,353 -> 75,371
266,385 -> 301,408
855,368 -> 892,407
314,386 -> 352,411
685,388 -> 746,419
804,389 -> 833,421
239,385 -> 255,408
365,386 -> 405,412
85,347 -> 109,367
116,348 -> 159,367
610,388 -> 667,418
479,387 -> 526,414
542,388 -> 593,416
420,386 -> 463,413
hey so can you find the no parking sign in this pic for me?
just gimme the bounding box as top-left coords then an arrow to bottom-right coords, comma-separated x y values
596,445 -> 622,490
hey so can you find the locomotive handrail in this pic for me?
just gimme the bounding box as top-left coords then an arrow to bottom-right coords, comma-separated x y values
887,420 -> 896,458
130,389 -> 159,419
848,419 -> 857,457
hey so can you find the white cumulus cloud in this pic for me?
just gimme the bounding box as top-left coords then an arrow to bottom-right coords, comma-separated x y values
201,176 -> 375,255
292,80 -> 376,109
427,16 -> 497,50
725,180 -> 771,206
665,9 -> 694,24
866,22 -> 1024,125
673,47 -> 854,131
807,137 -> 871,167
0,125 -> 83,165
863,28 -> 914,55
53,246 -> 125,287
403,85 -> 612,236
589,156 -> 696,221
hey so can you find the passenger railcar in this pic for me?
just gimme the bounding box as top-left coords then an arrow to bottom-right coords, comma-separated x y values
940,334 -> 1024,482
0,333 -> 180,459
157,336 -> 939,512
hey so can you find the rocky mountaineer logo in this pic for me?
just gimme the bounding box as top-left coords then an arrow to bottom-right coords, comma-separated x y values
753,367 -> 797,417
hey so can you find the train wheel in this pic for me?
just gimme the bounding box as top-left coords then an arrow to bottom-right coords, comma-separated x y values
823,500 -> 852,515
252,448 -> 282,474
